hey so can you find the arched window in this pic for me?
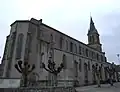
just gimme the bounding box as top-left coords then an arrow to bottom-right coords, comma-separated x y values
62,54 -> 67,69
24,33 -> 32,60
50,34 -> 53,42
60,37 -> 63,49
86,49 -> 88,57
74,60 -> 78,77
27,33 -> 32,50
92,65 -> 96,81
9,32 -> 17,58
84,63 -> 88,79
75,44 -> 77,53
79,59 -> 82,72
66,40 -> 68,50
70,42 -> 73,52
92,36 -> 94,43
97,53 -> 99,60
88,61 -> 90,70
89,36 -> 92,43
49,34 -> 53,50
79,46 -> 81,55
100,64 -> 103,79
16,33 -> 24,59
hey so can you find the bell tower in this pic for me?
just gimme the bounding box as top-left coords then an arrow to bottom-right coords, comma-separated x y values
87,16 -> 102,52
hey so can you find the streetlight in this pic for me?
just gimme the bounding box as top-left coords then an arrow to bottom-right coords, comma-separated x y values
14,60 -> 35,87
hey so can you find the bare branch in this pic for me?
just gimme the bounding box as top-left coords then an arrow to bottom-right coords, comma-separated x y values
14,64 -> 22,73
28,64 -> 35,74
44,67 -> 53,74
18,60 -> 23,70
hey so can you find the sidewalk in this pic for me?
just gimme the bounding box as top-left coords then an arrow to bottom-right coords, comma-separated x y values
75,82 -> 120,92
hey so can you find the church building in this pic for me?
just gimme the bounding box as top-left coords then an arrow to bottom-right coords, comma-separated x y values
1,17 -> 119,86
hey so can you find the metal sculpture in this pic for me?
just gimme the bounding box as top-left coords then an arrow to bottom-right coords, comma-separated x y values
106,63 -> 115,86
93,64 -> 101,87
42,34 -> 64,87
42,57 -> 64,86
14,60 -> 35,87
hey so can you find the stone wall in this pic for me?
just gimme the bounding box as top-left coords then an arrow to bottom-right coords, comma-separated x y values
0,64 -> 3,77
0,87 -> 76,92
28,80 -> 74,88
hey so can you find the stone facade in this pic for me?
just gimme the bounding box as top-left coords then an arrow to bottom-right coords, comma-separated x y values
0,64 -> 3,77
1,17 -> 119,86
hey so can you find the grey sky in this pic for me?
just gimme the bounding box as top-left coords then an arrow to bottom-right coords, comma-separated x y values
0,0 -> 120,64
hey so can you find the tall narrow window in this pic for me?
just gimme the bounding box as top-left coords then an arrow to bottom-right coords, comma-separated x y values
79,59 -> 82,72
50,34 -> 53,42
62,54 -> 67,69
74,60 -> 78,77
92,65 -> 96,81
9,32 -> 16,58
101,55 -> 103,62
92,52 -> 95,59
16,33 -> 24,59
86,49 -> 88,57
82,48 -> 85,55
79,46 -> 81,55
90,36 -> 92,43
97,53 -> 99,60
60,37 -> 63,49
70,42 -> 73,52
66,40 -> 68,50
92,36 -> 94,43
88,61 -> 90,70
84,63 -> 88,79
89,51 -> 92,58
105,57 -> 107,62
75,44 -> 77,53
24,33 -> 32,60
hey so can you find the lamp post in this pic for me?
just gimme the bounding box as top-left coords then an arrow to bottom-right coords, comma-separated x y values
106,63 -> 115,86
14,60 -> 35,87
42,57 -> 64,87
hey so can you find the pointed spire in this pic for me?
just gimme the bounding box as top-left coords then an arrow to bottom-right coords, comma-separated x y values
90,12 -> 94,25
90,16 -> 94,25
90,16 -> 95,30
90,12 -> 93,24
88,16 -> 98,35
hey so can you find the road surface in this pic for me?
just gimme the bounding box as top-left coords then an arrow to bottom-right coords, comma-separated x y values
75,82 -> 120,92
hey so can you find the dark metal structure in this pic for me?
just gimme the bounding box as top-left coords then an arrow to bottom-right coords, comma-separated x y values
93,64 -> 101,87
14,60 -> 35,87
106,63 -> 115,86
42,57 -> 64,86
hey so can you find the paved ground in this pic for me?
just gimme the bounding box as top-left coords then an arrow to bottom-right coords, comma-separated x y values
75,82 -> 120,92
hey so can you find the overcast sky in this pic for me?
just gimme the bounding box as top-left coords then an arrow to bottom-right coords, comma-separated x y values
0,0 -> 120,64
